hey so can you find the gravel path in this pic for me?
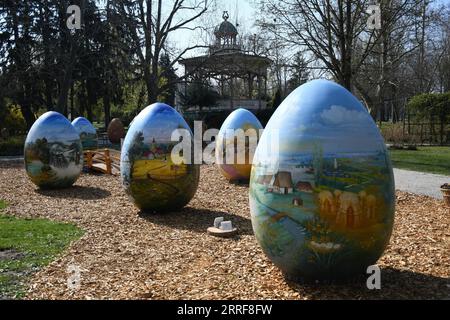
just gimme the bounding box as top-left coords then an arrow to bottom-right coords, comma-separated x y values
394,168 -> 449,199
0,162 -> 448,299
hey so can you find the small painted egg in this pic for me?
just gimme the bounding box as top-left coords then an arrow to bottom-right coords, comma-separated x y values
24,111 -> 83,189
107,118 -> 125,144
72,117 -> 98,150
215,108 -> 263,182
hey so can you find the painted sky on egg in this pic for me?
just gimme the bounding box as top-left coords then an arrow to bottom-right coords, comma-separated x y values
256,80 -> 386,161
124,103 -> 192,145
26,112 -> 80,143
218,108 -> 263,141
220,108 -> 263,131
72,117 -> 97,134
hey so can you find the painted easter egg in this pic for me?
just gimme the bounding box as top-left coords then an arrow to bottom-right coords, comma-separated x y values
215,108 -> 263,182
71,117 -> 98,150
107,118 -> 125,144
24,111 -> 83,189
249,79 -> 395,280
120,103 -> 199,212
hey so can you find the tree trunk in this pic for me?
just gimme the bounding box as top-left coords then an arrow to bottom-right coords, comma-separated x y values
70,82 -> 75,120
86,79 -> 96,122
146,73 -> 159,104
56,72 -> 72,116
103,89 -> 111,128
20,103 -> 36,130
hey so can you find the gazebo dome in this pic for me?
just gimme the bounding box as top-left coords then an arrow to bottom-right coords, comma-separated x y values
214,20 -> 238,37
212,11 -> 239,51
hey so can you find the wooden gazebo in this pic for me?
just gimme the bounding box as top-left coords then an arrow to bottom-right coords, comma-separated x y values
179,11 -> 272,111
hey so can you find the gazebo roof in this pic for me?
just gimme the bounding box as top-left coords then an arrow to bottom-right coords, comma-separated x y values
178,11 -> 272,79
179,51 -> 272,78
214,11 -> 238,38
214,20 -> 238,37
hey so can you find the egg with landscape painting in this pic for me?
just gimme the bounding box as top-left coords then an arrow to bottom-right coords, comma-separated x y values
120,103 -> 199,212
215,108 -> 263,182
249,79 -> 395,280
24,111 -> 83,189
72,117 -> 98,150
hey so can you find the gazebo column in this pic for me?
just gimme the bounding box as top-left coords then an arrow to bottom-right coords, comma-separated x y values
257,75 -> 262,109
230,77 -> 234,109
220,75 -> 224,96
264,76 -> 268,97
248,73 -> 254,99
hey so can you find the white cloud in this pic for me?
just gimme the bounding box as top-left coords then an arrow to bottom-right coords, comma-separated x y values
320,105 -> 369,125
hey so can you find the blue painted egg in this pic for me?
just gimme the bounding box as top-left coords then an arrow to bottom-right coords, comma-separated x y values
249,79 -> 395,280
120,103 -> 199,211
24,111 -> 83,189
215,108 -> 263,181
71,117 -> 98,150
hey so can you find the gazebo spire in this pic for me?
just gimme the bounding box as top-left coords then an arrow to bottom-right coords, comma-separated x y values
213,11 -> 239,52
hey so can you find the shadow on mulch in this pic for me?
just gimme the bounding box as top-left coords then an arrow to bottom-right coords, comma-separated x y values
228,180 -> 249,187
138,206 -> 253,236
285,266 -> 449,299
36,185 -> 111,200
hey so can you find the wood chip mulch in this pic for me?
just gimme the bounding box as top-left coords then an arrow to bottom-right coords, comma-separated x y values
0,162 -> 449,300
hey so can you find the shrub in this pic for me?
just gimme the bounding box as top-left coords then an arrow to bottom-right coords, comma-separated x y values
381,123 -> 419,147
0,105 -> 27,136
407,92 -> 450,144
0,135 -> 25,156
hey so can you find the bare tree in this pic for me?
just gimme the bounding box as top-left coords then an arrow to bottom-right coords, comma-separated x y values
256,0 -> 373,91
359,0 -> 423,119
113,0 -> 213,105
255,0 -> 424,97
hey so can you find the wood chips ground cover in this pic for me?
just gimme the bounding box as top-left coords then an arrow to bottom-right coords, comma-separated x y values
0,162 -> 448,299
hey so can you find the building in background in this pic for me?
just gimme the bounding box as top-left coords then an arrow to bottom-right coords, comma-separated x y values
178,11 -> 272,121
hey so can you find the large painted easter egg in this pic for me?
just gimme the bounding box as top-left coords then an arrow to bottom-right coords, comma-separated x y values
249,79 -> 395,280
120,103 -> 199,212
215,108 -> 263,182
71,117 -> 98,150
107,118 -> 125,144
24,111 -> 83,189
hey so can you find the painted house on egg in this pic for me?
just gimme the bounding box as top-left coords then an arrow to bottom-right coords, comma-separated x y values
270,171 -> 294,194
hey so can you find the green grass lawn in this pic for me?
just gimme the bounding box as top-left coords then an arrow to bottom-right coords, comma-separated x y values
389,146 -> 450,176
0,200 -> 83,299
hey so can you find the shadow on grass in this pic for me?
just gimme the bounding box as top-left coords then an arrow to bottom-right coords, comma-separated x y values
285,266 -> 449,299
36,185 -> 111,200
138,206 -> 253,236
